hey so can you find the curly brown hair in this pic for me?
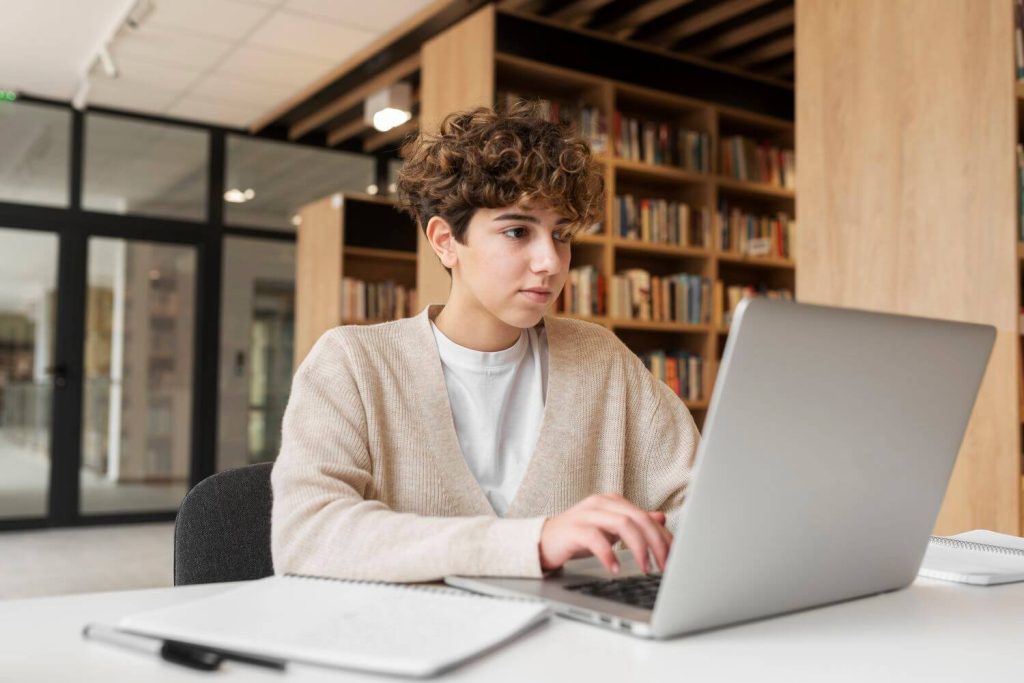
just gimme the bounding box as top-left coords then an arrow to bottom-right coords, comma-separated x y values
395,100 -> 605,249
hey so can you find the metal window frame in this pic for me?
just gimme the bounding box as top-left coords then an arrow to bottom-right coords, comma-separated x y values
0,96 -> 366,531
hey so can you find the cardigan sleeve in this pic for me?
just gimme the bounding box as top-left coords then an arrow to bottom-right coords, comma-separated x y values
270,343 -> 546,583
624,361 -> 700,533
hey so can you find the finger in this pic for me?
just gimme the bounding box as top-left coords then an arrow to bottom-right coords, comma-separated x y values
592,499 -> 671,572
582,527 -> 619,574
583,511 -> 649,573
647,512 -> 674,550
607,515 -> 652,574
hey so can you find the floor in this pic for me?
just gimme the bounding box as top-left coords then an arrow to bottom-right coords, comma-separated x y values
0,522 -> 175,600
0,431 -> 187,518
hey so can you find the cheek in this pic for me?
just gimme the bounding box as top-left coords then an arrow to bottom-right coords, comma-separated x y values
465,241 -> 523,286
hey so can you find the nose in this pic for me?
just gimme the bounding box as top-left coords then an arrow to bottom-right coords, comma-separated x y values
531,234 -> 562,274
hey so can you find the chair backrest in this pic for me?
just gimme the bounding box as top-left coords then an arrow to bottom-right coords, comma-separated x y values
174,462 -> 275,586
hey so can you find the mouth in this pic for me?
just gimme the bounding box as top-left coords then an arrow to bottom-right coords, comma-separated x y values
519,288 -> 552,303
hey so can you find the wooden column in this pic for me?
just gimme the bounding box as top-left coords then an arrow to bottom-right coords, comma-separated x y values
416,4 -> 497,309
294,195 -> 342,368
796,0 -> 1019,533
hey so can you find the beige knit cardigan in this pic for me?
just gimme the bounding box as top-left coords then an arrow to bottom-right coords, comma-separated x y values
271,305 -> 699,583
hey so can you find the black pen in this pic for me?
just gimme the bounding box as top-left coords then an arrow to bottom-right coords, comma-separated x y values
82,623 -> 286,672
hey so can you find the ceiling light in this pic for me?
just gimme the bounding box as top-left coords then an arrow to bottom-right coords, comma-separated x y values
290,214 -> 302,227
224,188 -> 255,203
364,82 -> 412,132
98,45 -> 118,79
366,184 -> 379,195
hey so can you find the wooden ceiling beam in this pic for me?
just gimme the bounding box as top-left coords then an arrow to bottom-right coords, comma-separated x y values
548,0 -> 617,27
499,0 -> 548,12
686,6 -> 794,57
762,59 -> 795,80
288,52 -> 420,141
363,118 -> 420,154
593,0 -> 694,40
327,118 -> 372,148
730,34 -> 794,68
646,0 -> 775,46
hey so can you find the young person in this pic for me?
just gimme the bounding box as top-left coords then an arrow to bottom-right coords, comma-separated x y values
271,102 -> 700,583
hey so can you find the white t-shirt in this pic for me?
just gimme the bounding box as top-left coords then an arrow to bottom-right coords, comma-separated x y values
430,322 -> 548,516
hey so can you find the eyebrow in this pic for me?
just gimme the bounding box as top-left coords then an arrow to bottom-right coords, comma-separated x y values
493,213 -> 571,225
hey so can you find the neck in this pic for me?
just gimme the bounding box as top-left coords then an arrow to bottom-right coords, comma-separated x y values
434,288 -> 525,352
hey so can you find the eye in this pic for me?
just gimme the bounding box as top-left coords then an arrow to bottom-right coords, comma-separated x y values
502,226 -> 528,239
552,229 -> 572,244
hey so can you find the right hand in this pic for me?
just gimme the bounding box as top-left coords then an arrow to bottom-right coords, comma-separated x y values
538,493 -> 673,575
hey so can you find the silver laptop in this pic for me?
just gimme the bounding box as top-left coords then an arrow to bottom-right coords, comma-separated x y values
446,299 -> 995,638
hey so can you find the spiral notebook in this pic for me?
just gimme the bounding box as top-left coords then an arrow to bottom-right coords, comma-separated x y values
117,575 -> 550,677
918,530 -> 1024,585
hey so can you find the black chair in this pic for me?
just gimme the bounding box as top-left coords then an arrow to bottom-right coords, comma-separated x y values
174,462 -> 275,586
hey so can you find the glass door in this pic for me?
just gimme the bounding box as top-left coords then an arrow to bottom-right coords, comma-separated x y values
79,236 -> 197,515
0,227 -> 59,520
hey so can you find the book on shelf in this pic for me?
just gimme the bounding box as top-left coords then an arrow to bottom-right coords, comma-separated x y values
1017,144 -> 1024,242
613,113 -> 709,171
560,265 -> 605,317
639,349 -> 703,402
716,202 -> 794,258
499,91 -> 608,153
721,285 -> 793,327
1016,0 -> 1024,80
719,135 -> 795,189
615,194 -> 711,247
340,278 -> 416,322
608,269 -> 711,325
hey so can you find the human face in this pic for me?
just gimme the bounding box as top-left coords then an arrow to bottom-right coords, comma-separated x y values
449,203 -> 572,330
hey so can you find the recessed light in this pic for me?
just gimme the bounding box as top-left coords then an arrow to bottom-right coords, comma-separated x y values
365,83 -> 412,132
224,188 -> 255,203
372,108 -> 411,132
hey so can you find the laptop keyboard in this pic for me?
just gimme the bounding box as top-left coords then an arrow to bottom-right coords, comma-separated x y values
564,574 -> 662,610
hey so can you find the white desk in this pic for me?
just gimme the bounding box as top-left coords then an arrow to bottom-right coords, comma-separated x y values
1,578 -> 1022,681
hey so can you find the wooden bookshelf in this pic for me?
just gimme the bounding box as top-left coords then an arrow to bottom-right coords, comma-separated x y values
412,5 -> 795,423
716,176 -> 796,200
294,193 -> 418,368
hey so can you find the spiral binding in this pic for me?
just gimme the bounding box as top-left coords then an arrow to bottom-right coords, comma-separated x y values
928,536 -> 1024,558
283,573 -> 544,603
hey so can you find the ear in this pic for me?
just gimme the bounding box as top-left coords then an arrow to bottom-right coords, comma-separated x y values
426,216 -> 458,269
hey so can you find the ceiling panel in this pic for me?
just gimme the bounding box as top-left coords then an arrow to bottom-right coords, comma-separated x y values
167,97 -> 258,128
112,25 -> 236,71
283,0 -> 434,30
112,58 -> 206,93
247,10 -> 377,61
0,0 -> 132,99
147,0 -> 273,41
216,45 -> 334,86
87,79 -> 181,114
190,72 -> 295,108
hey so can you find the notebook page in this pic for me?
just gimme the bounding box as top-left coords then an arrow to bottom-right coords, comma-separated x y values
119,576 -> 549,677
951,529 -> 1024,551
